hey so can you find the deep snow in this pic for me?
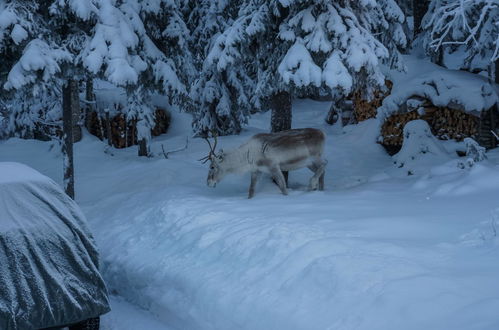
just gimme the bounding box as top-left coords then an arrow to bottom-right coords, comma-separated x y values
1,99 -> 499,330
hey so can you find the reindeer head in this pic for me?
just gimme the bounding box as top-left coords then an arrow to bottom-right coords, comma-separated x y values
199,136 -> 225,187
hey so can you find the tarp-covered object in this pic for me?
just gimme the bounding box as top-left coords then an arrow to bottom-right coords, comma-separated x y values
0,162 -> 110,329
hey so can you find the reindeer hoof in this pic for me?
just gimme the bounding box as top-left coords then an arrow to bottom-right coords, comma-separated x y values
308,181 -> 319,191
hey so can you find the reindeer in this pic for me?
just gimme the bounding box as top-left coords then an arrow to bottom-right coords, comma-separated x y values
200,128 -> 327,198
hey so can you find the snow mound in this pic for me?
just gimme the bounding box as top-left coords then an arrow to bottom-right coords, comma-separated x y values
393,120 -> 450,174
433,163 -> 499,196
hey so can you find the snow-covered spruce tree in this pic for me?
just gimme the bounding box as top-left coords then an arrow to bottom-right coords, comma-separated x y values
423,0 -> 499,78
202,0 -> 408,133
141,0 -> 194,106
186,0 -> 230,68
189,0 -> 254,137
0,1 -> 71,138
77,0 -> 188,156
0,0 -> 98,197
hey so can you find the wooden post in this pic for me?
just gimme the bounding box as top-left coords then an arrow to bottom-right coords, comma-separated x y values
62,80 -> 75,199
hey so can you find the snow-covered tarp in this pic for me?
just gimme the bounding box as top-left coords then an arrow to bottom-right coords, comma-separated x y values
378,56 -> 499,120
0,162 -> 110,329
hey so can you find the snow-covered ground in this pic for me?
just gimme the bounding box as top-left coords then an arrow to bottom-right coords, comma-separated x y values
1,99 -> 499,330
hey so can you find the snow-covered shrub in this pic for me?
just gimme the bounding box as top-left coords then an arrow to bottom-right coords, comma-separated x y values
464,137 -> 487,162
457,137 -> 487,169
393,119 -> 449,173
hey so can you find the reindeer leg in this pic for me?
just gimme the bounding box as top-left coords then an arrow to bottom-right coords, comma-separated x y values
319,171 -> 325,191
308,159 -> 327,191
248,171 -> 261,199
270,167 -> 288,195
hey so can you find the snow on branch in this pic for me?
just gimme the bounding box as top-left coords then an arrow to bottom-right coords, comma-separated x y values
424,0 -> 499,63
278,41 -> 322,88
4,39 -> 72,91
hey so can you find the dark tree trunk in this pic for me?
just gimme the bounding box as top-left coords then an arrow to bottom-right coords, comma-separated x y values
493,59 -> 498,146
138,138 -> 149,157
270,91 -> 292,133
71,80 -> 82,143
434,47 -> 444,66
495,58 -> 499,85
105,111 -> 112,146
413,0 -> 430,36
477,106 -> 498,150
62,80 -> 76,199
270,91 -> 292,185
325,104 -> 339,125
84,77 -> 95,133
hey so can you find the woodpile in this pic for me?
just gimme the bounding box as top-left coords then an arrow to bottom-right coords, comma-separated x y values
427,106 -> 478,141
381,110 -> 420,148
353,80 -> 393,122
380,99 -> 479,154
86,108 -> 170,149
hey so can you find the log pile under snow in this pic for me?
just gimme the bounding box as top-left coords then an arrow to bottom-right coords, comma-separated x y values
381,100 -> 479,150
353,80 -> 393,122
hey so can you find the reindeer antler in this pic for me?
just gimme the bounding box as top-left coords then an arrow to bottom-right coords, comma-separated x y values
198,134 -> 218,163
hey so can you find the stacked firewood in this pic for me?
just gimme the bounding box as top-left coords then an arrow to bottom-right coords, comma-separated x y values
426,106 -> 478,141
381,110 -> 420,147
353,80 -> 393,122
380,100 -> 479,149
86,108 -> 170,148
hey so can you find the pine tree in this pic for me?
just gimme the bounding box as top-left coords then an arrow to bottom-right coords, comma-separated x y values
199,0 -> 408,134
0,1 -> 71,138
76,0 -> 189,156
189,0 -> 252,137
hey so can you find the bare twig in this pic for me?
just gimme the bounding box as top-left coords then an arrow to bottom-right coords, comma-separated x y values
161,136 -> 189,159
80,99 -> 97,105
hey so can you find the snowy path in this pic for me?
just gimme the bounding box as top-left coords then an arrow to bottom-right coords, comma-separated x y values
1,100 -> 499,329
102,296 -> 174,330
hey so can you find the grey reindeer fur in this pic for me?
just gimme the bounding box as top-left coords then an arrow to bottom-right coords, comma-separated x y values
205,128 -> 327,198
